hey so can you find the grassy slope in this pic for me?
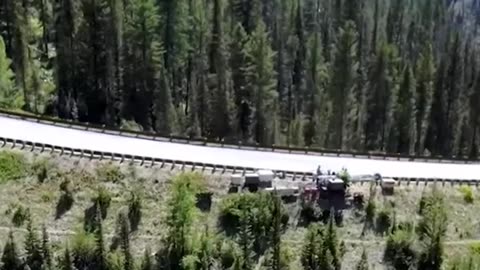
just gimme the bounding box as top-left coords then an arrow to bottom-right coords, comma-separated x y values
0,149 -> 479,269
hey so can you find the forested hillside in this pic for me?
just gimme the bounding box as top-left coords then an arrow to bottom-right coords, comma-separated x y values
1,0 -> 480,157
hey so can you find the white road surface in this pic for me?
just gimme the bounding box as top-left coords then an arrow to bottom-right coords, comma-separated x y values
1,116 -> 479,180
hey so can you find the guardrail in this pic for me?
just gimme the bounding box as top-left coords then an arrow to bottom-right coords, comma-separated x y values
1,136 -> 479,186
0,108 -> 477,164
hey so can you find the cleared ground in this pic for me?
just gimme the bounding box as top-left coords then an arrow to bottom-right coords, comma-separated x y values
0,149 -> 479,269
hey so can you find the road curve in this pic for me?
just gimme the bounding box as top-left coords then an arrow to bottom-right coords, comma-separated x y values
1,116 -> 479,180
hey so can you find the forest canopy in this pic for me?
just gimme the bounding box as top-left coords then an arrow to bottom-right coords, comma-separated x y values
1,0 -> 480,158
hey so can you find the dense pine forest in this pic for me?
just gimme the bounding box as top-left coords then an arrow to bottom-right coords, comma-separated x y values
2,0 -> 480,157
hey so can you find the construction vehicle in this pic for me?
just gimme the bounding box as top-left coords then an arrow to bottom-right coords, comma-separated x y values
229,169 -> 300,200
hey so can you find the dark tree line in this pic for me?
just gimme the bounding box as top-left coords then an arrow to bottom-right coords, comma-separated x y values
2,0 -> 480,157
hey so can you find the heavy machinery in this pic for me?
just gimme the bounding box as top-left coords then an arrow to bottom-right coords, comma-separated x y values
229,169 -> 300,199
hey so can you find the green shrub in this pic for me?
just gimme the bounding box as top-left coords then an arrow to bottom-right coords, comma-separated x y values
0,151 -> 26,183
384,229 -> 417,270
375,208 -> 392,234
459,186 -> 474,204
96,163 -> 124,183
93,187 -> 112,219
219,192 -> 289,254
338,168 -> 351,186
12,205 -> 30,227
71,230 -> 96,269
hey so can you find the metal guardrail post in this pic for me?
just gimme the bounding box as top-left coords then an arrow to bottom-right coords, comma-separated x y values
50,146 -> 55,154
69,149 -> 74,157
1,138 -> 5,148
191,163 -> 195,171
130,155 -> 135,164
111,153 -> 115,161
181,162 -> 185,171
90,151 -> 94,160
11,140 -> 15,149
20,141 -> 25,150
150,159 -> 155,167
100,152 -> 104,160
30,143 -> 35,152
232,167 -> 236,174
60,147 -> 64,155
171,161 -> 176,170
212,165 -> 216,174
222,165 -> 226,174
140,157 -> 145,166
202,163 -> 206,172
120,154 -> 124,163
242,168 -> 246,176
160,160 -> 165,168
41,144 -> 45,153
80,149 -> 84,158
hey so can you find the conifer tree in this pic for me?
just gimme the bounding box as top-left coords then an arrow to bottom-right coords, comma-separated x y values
394,65 -> 417,154
159,0 -> 189,105
268,192 -> 282,270
1,232 -> 22,270
54,0 -> 80,119
141,248 -> 153,270
300,224 -> 322,270
208,0 -> 235,140
328,20 -> 358,150
244,19 -> 277,145
58,245 -> 74,270
324,212 -> 341,270
118,212 -> 133,270
417,189 -> 447,270
416,44 -> 435,154
0,36 -> 21,109
25,217 -> 44,270
237,201 -> 254,270
94,205 -> 106,270
12,0 -> 32,111
41,226 -> 52,270
366,43 -> 400,151
356,249 -> 369,270
163,173 -> 199,270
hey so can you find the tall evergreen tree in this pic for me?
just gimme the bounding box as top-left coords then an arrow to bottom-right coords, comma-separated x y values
159,0 -> 189,105
0,36 -> 21,109
94,205 -> 106,270
12,0 -> 33,111
244,19 -> 277,145
58,245 -> 74,270
208,0 -> 235,140
54,0 -> 80,119
1,232 -> 22,270
394,65 -> 417,154
328,20 -> 358,150
41,226 -> 52,270
25,218 -> 44,270
365,43 -> 400,151
416,44 -> 435,154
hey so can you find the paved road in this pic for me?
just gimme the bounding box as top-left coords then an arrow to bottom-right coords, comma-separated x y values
1,116 -> 479,180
